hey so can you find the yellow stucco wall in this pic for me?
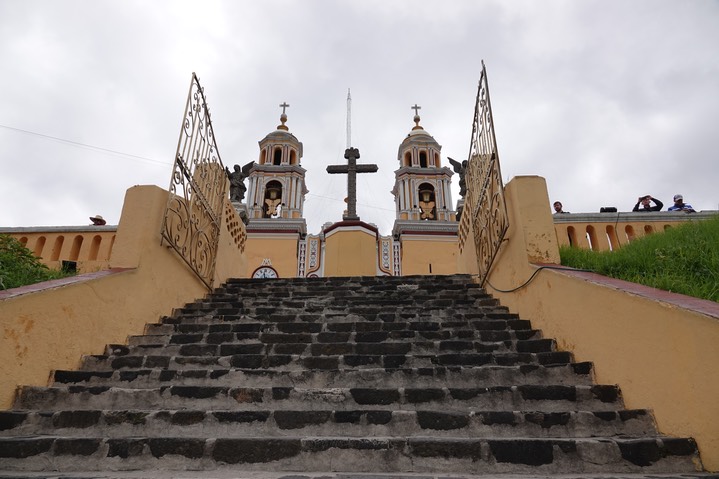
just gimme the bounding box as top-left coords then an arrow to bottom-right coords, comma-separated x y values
244,236 -> 299,278
400,236 -> 458,275
481,175 -> 719,471
0,185 -> 246,409
324,228 -> 377,277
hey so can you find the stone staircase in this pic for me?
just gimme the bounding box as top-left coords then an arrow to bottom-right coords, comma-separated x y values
0,274 -> 706,475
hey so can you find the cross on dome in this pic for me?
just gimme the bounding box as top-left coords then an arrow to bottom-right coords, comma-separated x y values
278,102 -> 290,130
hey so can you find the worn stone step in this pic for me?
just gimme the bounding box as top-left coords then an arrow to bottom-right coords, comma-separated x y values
78,350 -> 574,373
144,321 -> 536,338
127,330 -> 551,346
116,339 -> 556,361
166,306 -> 514,323
52,362 -> 595,388
0,408 -> 657,439
13,385 -> 623,412
0,435 -> 700,473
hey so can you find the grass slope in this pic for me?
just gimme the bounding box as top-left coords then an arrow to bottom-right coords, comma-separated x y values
560,215 -> 719,302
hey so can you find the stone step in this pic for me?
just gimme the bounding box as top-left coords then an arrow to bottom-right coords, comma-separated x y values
0,408 -> 657,438
131,327 -> 543,343
0,435 -> 699,473
116,339 -> 556,359
164,308 -> 517,323
149,319 -> 530,335
144,322 -> 538,339
52,363 -> 595,388
13,385 -> 623,412
78,351 -> 574,372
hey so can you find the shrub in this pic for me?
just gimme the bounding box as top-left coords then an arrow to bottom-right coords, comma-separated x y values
0,234 -> 74,290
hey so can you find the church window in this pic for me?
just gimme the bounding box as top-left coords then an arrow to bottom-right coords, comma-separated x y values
260,150 -> 267,165
273,148 -> 282,165
404,152 -> 411,167
419,151 -> 428,168
290,150 -> 297,165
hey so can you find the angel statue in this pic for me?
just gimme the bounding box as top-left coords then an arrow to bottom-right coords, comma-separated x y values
448,157 -> 468,198
225,161 -> 255,203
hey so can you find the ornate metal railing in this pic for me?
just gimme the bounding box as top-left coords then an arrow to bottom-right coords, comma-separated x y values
464,61 -> 509,285
161,73 -> 226,290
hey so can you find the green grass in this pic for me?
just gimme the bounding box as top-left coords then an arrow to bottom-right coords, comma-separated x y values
0,234 -> 75,290
560,215 -> 719,302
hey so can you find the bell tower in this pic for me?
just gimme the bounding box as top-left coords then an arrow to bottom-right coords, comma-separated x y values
246,103 -> 308,222
391,105 -> 459,275
243,103 -> 308,279
392,105 -> 455,223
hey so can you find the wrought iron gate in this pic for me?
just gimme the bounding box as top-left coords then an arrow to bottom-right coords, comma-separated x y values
464,61 -> 509,286
160,73 -> 226,290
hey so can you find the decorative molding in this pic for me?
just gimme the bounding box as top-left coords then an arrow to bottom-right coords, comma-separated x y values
297,239 -> 307,277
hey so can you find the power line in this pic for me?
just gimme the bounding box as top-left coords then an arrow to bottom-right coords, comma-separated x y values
0,123 -> 170,166
305,192 -> 395,213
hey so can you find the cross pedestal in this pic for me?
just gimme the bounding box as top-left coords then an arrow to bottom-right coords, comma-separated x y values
326,147 -> 378,221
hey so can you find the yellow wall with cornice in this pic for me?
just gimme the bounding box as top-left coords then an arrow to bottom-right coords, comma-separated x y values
324,228 -> 377,277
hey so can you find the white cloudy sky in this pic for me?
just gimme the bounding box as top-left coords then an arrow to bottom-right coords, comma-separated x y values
1,0 -> 717,235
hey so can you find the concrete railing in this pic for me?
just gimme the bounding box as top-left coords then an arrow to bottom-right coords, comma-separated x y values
0,226 -> 117,273
459,176 -> 719,471
553,211 -> 718,251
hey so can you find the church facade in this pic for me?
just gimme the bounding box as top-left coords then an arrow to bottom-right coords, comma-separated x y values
237,106 -> 460,279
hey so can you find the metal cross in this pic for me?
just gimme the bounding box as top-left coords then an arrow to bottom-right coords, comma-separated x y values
326,147 -> 378,221
279,102 -> 290,114
411,104 -> 421,115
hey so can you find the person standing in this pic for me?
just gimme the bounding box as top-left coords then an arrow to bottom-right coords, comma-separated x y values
668,194 -> 695,213
632,195 -> 663,212
553,201 -> 569,214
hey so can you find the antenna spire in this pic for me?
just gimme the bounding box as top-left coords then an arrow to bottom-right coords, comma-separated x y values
346,89 -> 352,149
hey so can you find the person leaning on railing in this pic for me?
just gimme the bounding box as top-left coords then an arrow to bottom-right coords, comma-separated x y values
632,195 -> 663,212
667,194 -> 695,213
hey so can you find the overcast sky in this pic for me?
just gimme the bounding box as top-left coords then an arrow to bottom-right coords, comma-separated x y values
1,0 -> 717,235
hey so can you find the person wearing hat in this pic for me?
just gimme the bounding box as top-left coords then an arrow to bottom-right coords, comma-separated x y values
89,214 -> 107,226
668,194 -> 695,213
632,195 -> 663,212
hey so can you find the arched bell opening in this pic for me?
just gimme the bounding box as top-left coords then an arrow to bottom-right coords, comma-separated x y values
263,180 -> 283,218
403,152 -> 411,167
418,183 -> 437,220
419,151 -> 428,168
